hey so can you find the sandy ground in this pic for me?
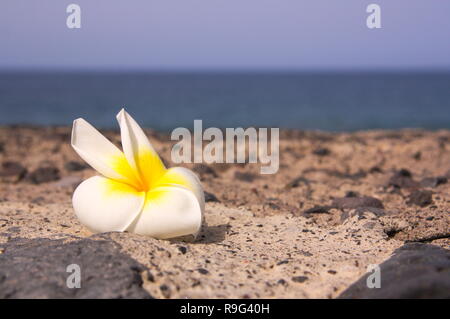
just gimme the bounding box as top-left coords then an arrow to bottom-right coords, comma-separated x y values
0,126 -> 449,298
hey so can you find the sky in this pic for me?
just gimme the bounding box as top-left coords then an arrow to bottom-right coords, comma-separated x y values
1,0 -> 450,70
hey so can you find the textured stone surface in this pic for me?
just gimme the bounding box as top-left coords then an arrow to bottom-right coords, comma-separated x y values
339,243 -> 450,299
0,237 -> 152,299
0,126 -> 449,298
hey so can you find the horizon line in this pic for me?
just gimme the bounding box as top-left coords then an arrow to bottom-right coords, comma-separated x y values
1,66 -> 450,74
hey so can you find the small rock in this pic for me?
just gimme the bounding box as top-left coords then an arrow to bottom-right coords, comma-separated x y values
285,176 -> 310,189
292,276 -> 308,283
299,250 -> 313,257
388,169 -> 420,189
64,161 -> 88,172
420,176 -> 447,188
407,190 -> 433,207
0,162 -> 27,183
28,167 -> 60,184
234,171 -> 257,182
345,191 -> 359,198
277,279 -> 288,286
192,164 -> 218,179
332,196 -> 384,210
313,147 -> 331,156
369,166 -> 382,174
266,202 -> 281,210
363,222 -> 377,229
204,191 -> 220,203
146,270 -> 155,282
178,246 -> 188,254
303,206 -> 332,216
197,268 -> 209,275
159,284 -> 171,298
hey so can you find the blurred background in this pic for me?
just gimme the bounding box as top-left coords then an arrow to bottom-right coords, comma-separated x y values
1,0 -> 449,131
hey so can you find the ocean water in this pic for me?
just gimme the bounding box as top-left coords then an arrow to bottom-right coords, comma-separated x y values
0,71 -> 449,131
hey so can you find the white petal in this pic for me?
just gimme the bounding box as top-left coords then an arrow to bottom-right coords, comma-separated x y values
72,176 -> 145,233
116,109 -> 166,189
71,118 -> 142,187
156,167 -> 205,214
127,186 -> 202,239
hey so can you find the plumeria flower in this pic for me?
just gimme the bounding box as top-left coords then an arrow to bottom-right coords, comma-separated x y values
71,109 -> 204,239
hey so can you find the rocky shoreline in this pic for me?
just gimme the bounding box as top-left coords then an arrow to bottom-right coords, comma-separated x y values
0,126 -> 449,298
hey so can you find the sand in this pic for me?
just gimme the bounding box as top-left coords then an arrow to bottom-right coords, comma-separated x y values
0,126 -> 449,298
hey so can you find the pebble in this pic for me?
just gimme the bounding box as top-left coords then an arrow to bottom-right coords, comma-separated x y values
407,190 -> 433,207
28,167 -> 60,184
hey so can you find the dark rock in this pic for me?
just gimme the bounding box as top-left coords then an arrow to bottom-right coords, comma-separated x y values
234,171 -> 257,182
0,237 -> 152,299
159,284 -> 171,298
277,279 -> 287,286
420,176 -> 447,188
413,151 -> 422,160
192,164 -> 218,179
354,207 -> 386,216
332,196 -> 384,210
285,176 -> 310,189
178,246 -> 187,254
146,270 -> 155,282
299,250 -> 313,257
204,191 -> 220,203
64,161 -> 88,172
313,147 -> 331,156
197,268 -> 209,275
292,276 -> 308,283
395,169 -> 412,178
345,170 -> 367,180
345,191 -> 359,198
407,190 -> 433,207
302,168 -> 366,180
303,205 -> 332,216
338,243 -> 450,298
28,167 -> 60,184
388,169 -> 420,189
0,161 -> 27,183
266,202 -> 281,210
369,166 -> 382,174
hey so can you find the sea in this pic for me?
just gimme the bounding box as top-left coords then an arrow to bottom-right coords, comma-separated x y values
0,71 -> 449,132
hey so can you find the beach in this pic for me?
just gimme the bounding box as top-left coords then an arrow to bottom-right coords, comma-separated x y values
0,126 -> 449,298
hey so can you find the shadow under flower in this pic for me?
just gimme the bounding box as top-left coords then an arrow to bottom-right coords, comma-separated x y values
170,223 -> 230,244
